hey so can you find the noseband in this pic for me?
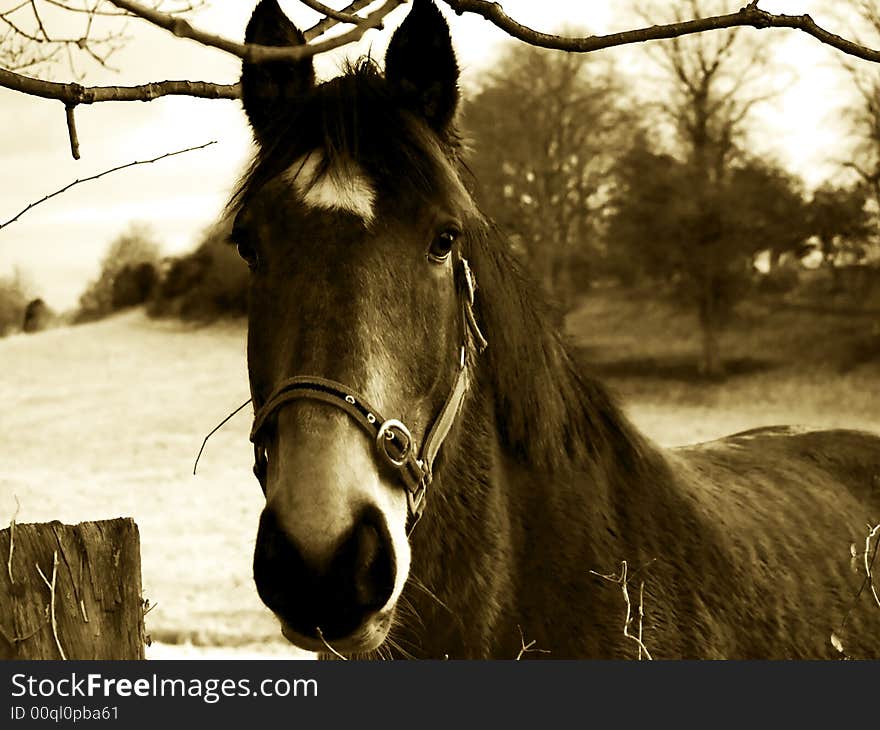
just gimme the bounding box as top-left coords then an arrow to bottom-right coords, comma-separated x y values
249,255 -> 488,534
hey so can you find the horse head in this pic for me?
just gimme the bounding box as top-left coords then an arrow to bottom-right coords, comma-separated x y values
233,0 -> 481,654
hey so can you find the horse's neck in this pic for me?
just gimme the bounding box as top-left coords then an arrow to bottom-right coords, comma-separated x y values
406,377 -> 657,657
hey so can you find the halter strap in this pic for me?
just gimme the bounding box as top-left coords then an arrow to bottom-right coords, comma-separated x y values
249,255 -> 487,534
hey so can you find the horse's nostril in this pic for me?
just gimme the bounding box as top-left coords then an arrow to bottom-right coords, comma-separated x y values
352,519 -> 394,610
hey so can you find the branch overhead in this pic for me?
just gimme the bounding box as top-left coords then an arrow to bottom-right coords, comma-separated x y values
106,0 -> 405,63
3,0 -> 880,110
0,67 -> 240,104
444,1 -> 880,64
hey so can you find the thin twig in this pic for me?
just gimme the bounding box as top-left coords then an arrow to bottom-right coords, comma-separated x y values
43,0 -> 129,16
834,523 -> 880,655
35,551 -> 66,660
299,0 -> 363,25
305,0 -> 375,40
637,580 -> 645,661
0,140 -> 217,230
864,523 -> 880,609
515,625 -> 550,659
193,398 -> 253,475
316,626 -> 348,660
7,496 -> 20,586
590,560 -> 653,660
29,0 -> 49,40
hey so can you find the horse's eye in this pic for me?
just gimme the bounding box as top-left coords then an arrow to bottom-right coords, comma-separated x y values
428,229 -> 459,263
236,241 -> 260,270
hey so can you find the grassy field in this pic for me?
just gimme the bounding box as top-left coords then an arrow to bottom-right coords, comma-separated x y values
567,288 -> 880,444
1,291 -> 877,657
0,312 -> 286,655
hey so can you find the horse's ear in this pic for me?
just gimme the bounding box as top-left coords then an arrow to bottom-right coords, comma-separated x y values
241,0 -> 315,145
385,0 -> 459,134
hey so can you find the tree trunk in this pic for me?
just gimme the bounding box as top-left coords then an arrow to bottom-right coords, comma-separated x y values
698,280 -> 725,378
0,517 -> 145,659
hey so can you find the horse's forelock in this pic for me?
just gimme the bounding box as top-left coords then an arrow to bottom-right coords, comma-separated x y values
229,59 -> 469,223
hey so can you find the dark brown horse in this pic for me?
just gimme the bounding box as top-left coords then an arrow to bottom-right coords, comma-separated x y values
229,0 -> 880,659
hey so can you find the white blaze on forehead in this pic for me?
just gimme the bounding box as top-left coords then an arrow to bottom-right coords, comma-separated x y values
284,151 -> 376,223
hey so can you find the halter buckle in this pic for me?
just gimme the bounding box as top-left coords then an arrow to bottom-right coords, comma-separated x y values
376,418 -> 413,468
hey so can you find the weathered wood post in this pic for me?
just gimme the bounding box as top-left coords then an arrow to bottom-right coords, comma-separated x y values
0,517 -> 146,659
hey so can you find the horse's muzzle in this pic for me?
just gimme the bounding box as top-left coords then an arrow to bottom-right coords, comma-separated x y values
253,503 -> 396,649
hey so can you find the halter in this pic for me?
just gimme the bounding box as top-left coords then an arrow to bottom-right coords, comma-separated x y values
249,254 -> 488,534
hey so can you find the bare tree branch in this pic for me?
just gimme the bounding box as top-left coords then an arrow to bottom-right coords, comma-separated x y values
41,0 -> 129,16
0,67 -> 239,103
304,0 -> 377,40
443,0 -> 880,64
106,0 -> 405,63
298,0 -> 363,25
1,0 -> 130,77
0,140 -> 217,230
3,0 -> 880,110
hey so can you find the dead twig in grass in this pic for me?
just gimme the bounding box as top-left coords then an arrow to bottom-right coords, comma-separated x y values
515,625 -> 550,659
35,551 -> 66,660
7,495 -> 20,585
590,560 -> 653,660
832,522 -> 880,657
638,581 -> 646,660
863,523 -> 880,610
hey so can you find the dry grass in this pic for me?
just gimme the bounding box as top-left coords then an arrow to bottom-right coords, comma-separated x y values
1,293 -> 877,656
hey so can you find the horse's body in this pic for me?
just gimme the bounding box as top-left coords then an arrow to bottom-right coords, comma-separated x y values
404,413 -> 880,658
231,0 -> 880,659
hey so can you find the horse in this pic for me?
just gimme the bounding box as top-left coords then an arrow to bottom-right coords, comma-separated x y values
228,0 -> 880,659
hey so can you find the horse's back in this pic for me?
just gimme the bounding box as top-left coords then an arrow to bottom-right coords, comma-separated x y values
686,426 -> 880,509
667,426 -> 880,658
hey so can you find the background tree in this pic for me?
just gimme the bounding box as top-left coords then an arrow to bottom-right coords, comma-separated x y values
148,217 -> 248,320
839,2 -> 880,203
834,0 -> 880,279
609,138 -> 810,370
463,41 -> 631,314
0,268 -> 32,336
808,183 -> 873,275
76,222 -> 161,321
610,0 -> 794,376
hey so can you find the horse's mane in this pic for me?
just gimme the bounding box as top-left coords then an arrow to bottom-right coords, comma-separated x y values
229,57 -> 652,475
464,222 -> 653,474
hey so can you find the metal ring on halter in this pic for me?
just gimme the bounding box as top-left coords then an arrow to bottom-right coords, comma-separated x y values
376,419 -> 413,467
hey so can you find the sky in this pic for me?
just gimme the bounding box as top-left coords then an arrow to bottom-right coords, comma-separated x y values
0,0 -> 872,310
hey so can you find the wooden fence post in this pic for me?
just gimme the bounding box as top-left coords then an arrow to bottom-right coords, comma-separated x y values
0,517 -> 146,660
